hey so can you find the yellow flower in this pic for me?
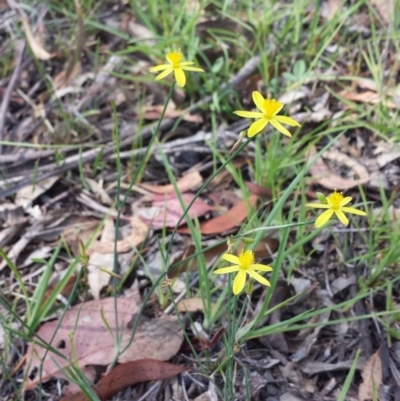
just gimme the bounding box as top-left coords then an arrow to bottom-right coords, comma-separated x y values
234,91 -> 301,137
149,50 -> 204,87
307,190 -> 367,228
213,250 -> 272,295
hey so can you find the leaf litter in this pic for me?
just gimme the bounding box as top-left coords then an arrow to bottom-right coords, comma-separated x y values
1,1 -> 400,400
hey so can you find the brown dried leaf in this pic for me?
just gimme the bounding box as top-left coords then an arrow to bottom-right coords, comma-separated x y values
135,193 -> 215,229
87,216 -> 148,255
370,0 -> 394,24
358,348 -> 382,401
21,14 -> 53,60
142,106 -> 203,123
308,146 -> 371,190
139,171 -> 203,194
24,298 -> 183,391
60,360 -> 185,401
339,89 -> 397,108
177,297 -> 215,313
16,176 -> 59,209
178,195 -> 258,235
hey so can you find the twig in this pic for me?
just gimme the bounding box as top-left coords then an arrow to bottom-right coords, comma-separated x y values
0,40 -> 25,155
0,54 -> 262,199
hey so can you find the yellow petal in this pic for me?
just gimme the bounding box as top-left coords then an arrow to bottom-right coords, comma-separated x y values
180,66 -> 204,72
250,264 -> 273,272
223,254 -> 240,264
166,51 -> 183,65
233,270 -> 246,295
274,115 -> 301,127
155,68 -> 173,81
247,118 -> 268,137
179,61 -> 194,66
315,209 -> 334,228
339,196 -> 352,207
247,269 -> 271,287
306,203 -> 331,209
335,210 -> 349,226
270,119 -> 292,137
264,99 -> 284,116
341,207 -> 367,216
174,68 -> 186,87
213,266 -> 240,274
150,64 -> 170,72
234,110 -> 264,118
252,91 -> 265,112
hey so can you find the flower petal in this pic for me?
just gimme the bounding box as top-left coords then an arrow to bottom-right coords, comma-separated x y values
252,91 -> 266,112
150,64 -> 171,72
233,270 -> 247,295
180,66 -> 204,72
315,209 -> 334,228
222,254 -> 240,264
247,118 -> 268,137
335,210 -> 349,226
274,115 -> 301,127
179,61 -> 194,66
174,68 -> 186,87
247,269 -> 271,287
339,196 -> 352,207
306,203 -> 331,209
213,266 -> 240,274
250,264 -> 273,272
233,111 -> 264,118
341,207 -> 367,216
155,68 -> 173,81
270,119 -> 292,137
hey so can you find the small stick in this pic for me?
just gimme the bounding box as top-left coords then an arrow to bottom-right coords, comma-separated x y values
0,41 -> 25,155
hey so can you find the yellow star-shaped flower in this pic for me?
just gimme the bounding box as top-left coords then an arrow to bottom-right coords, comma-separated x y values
149,51 -> 204,88
306,190 -> 367,228
234,91 -> 301,137
213,250 -> 272,295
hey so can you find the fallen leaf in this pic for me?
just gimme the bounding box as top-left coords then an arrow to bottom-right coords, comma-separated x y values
142,106 -> 203,123
308,146 -> 371,190
370,0 -> 394,24
339,89 -> 397,108
60,359 -> 185,401
87,216 -> 148,255
87,218 -> 115,300
358,348 -> 382,401
178,195 -> 257,235
16,176 -> 59,209
139,171 -> 203,194
135,193 -> 214,229
177,297 -> 215,313
21,14 -> 53,60
24,298 -> 183,391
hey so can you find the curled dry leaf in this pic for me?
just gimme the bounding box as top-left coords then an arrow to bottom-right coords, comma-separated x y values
60,359 -> 186,401
308,146 -> 371,190
87,218 -> 116,300
135,193 -> 215,229
20,14 -> 53,60
358,348 -> 382,401
24,297 -> 183,391
139,171 -> 203,194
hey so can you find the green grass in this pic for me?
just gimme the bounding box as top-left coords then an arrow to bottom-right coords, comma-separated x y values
1,0 -> 400,399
